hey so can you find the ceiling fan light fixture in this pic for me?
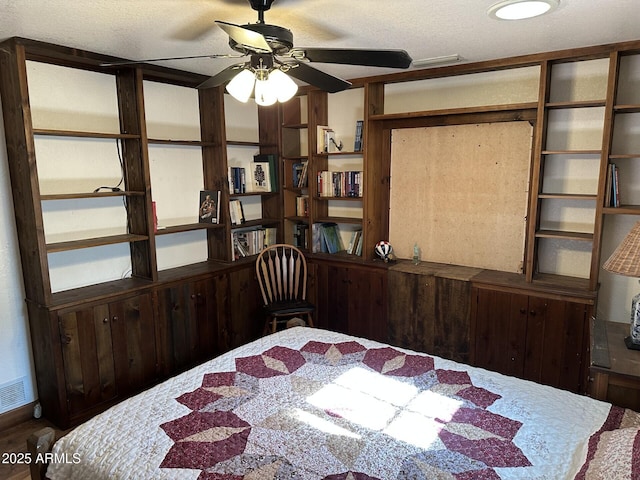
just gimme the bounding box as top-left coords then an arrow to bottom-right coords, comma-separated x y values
488,0 -> 559,20
226,69 -> 256,103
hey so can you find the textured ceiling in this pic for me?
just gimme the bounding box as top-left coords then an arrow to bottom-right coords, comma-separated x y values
1,0 -> 638,84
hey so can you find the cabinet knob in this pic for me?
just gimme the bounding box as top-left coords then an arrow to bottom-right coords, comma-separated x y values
519,308 -> 526,314
103,317 -> 109,324
529,310 -> 536,316
511,357 -> 515,361
112,315 -> 118,321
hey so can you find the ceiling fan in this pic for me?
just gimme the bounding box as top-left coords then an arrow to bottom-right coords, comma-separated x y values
102,0 -> 413,104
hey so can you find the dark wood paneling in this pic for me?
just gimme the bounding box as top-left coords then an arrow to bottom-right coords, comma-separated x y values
472,288 -> 527,377
388,270 -> 436,352
347,266 -> 387,342
434,277 -> 472,362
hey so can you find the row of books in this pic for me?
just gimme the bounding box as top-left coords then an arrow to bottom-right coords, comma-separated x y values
228,154 -> 278,194
312,222 -> 344,253
232,227 -> 277,260
292,162 -> 309,188
605,163 -> 621,208
317,170 -> 364,198
310,222 -> 362,256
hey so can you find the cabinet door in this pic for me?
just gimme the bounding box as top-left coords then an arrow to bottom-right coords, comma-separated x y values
59,304 -> 118,416
434,277 -> 473,363
59,293 -> 156,416
389,272 -> 472,362
523,297 -> 588,392
472,288 -> 527,377
108,293 -> 157,397
315,262 -> 387,342
347,266 -> 387,342
225,266 -> 263,350
157,279 -> 220,374
315,263 -> 350,334
388,270 -> 436,352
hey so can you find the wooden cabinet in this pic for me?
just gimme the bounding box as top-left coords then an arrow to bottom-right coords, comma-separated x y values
313,260 -> 387,342
56,293 -> 157,425
471,284 -> 592,393
387,262 -> 480,363
156,278 -> 220,375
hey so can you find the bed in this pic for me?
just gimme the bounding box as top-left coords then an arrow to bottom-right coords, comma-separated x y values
44,327 -> 640,479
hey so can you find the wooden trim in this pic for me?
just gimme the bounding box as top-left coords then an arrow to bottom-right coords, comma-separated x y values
0,401 -> 38,432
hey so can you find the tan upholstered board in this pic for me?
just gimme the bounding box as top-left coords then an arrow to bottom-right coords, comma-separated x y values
389,122 -> 532,272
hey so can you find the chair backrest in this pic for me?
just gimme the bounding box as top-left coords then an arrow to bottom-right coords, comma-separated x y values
255,244 -> 308,306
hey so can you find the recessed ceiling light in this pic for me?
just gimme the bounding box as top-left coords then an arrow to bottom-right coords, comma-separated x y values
488,0 -> 559,20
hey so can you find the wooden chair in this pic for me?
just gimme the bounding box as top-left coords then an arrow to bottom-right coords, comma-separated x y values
255,244 -> 315,334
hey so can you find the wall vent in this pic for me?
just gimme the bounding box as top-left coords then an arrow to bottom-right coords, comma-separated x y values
0,377 -> 27,413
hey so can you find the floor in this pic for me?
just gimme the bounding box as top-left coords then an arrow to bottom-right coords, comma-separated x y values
0,418 -> 68,480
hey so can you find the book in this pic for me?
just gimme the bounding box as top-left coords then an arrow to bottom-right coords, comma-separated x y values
250,161 -> 271,192
292,163 -> 304,189
320,222 -> 344,254
152,201 -> 158,232
613,164 -> 620,208
296,195 -> 309,217
254,154 -> 278,192
354,120 -> 364,152
198,190 -> 221,224
229,199 -> 245,225
347,229 -> 362,255
298,162 -> 309,188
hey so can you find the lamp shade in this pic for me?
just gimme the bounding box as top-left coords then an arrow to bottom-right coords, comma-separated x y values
603,221 -> 640,277
226,69 -> 255,103
254,76 -> 278,106
268,69 -> 298,103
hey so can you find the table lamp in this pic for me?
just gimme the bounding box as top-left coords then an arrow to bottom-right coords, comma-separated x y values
603,221 -> 640,350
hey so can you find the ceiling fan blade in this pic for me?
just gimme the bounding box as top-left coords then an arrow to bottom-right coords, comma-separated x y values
100,54 -> 241,67
290,48 -> 413,69
285,61 -> 351,93
215,21 -> 272,53
197,63 -> 246,89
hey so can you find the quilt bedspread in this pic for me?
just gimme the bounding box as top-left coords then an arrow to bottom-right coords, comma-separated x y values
46,327 -> 639,479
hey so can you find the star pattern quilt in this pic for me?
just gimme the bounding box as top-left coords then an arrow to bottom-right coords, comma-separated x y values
47,327 -> 640,479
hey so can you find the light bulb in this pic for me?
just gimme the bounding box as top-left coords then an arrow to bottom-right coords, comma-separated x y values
226,69 -> 255,103
254,76 -> 278,106
269,69 -> 298,103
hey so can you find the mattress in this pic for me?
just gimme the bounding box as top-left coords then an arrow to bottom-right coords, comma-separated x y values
46,327 -> 640,479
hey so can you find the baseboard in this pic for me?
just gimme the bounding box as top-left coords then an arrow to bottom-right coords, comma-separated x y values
0,401 -> 37,432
